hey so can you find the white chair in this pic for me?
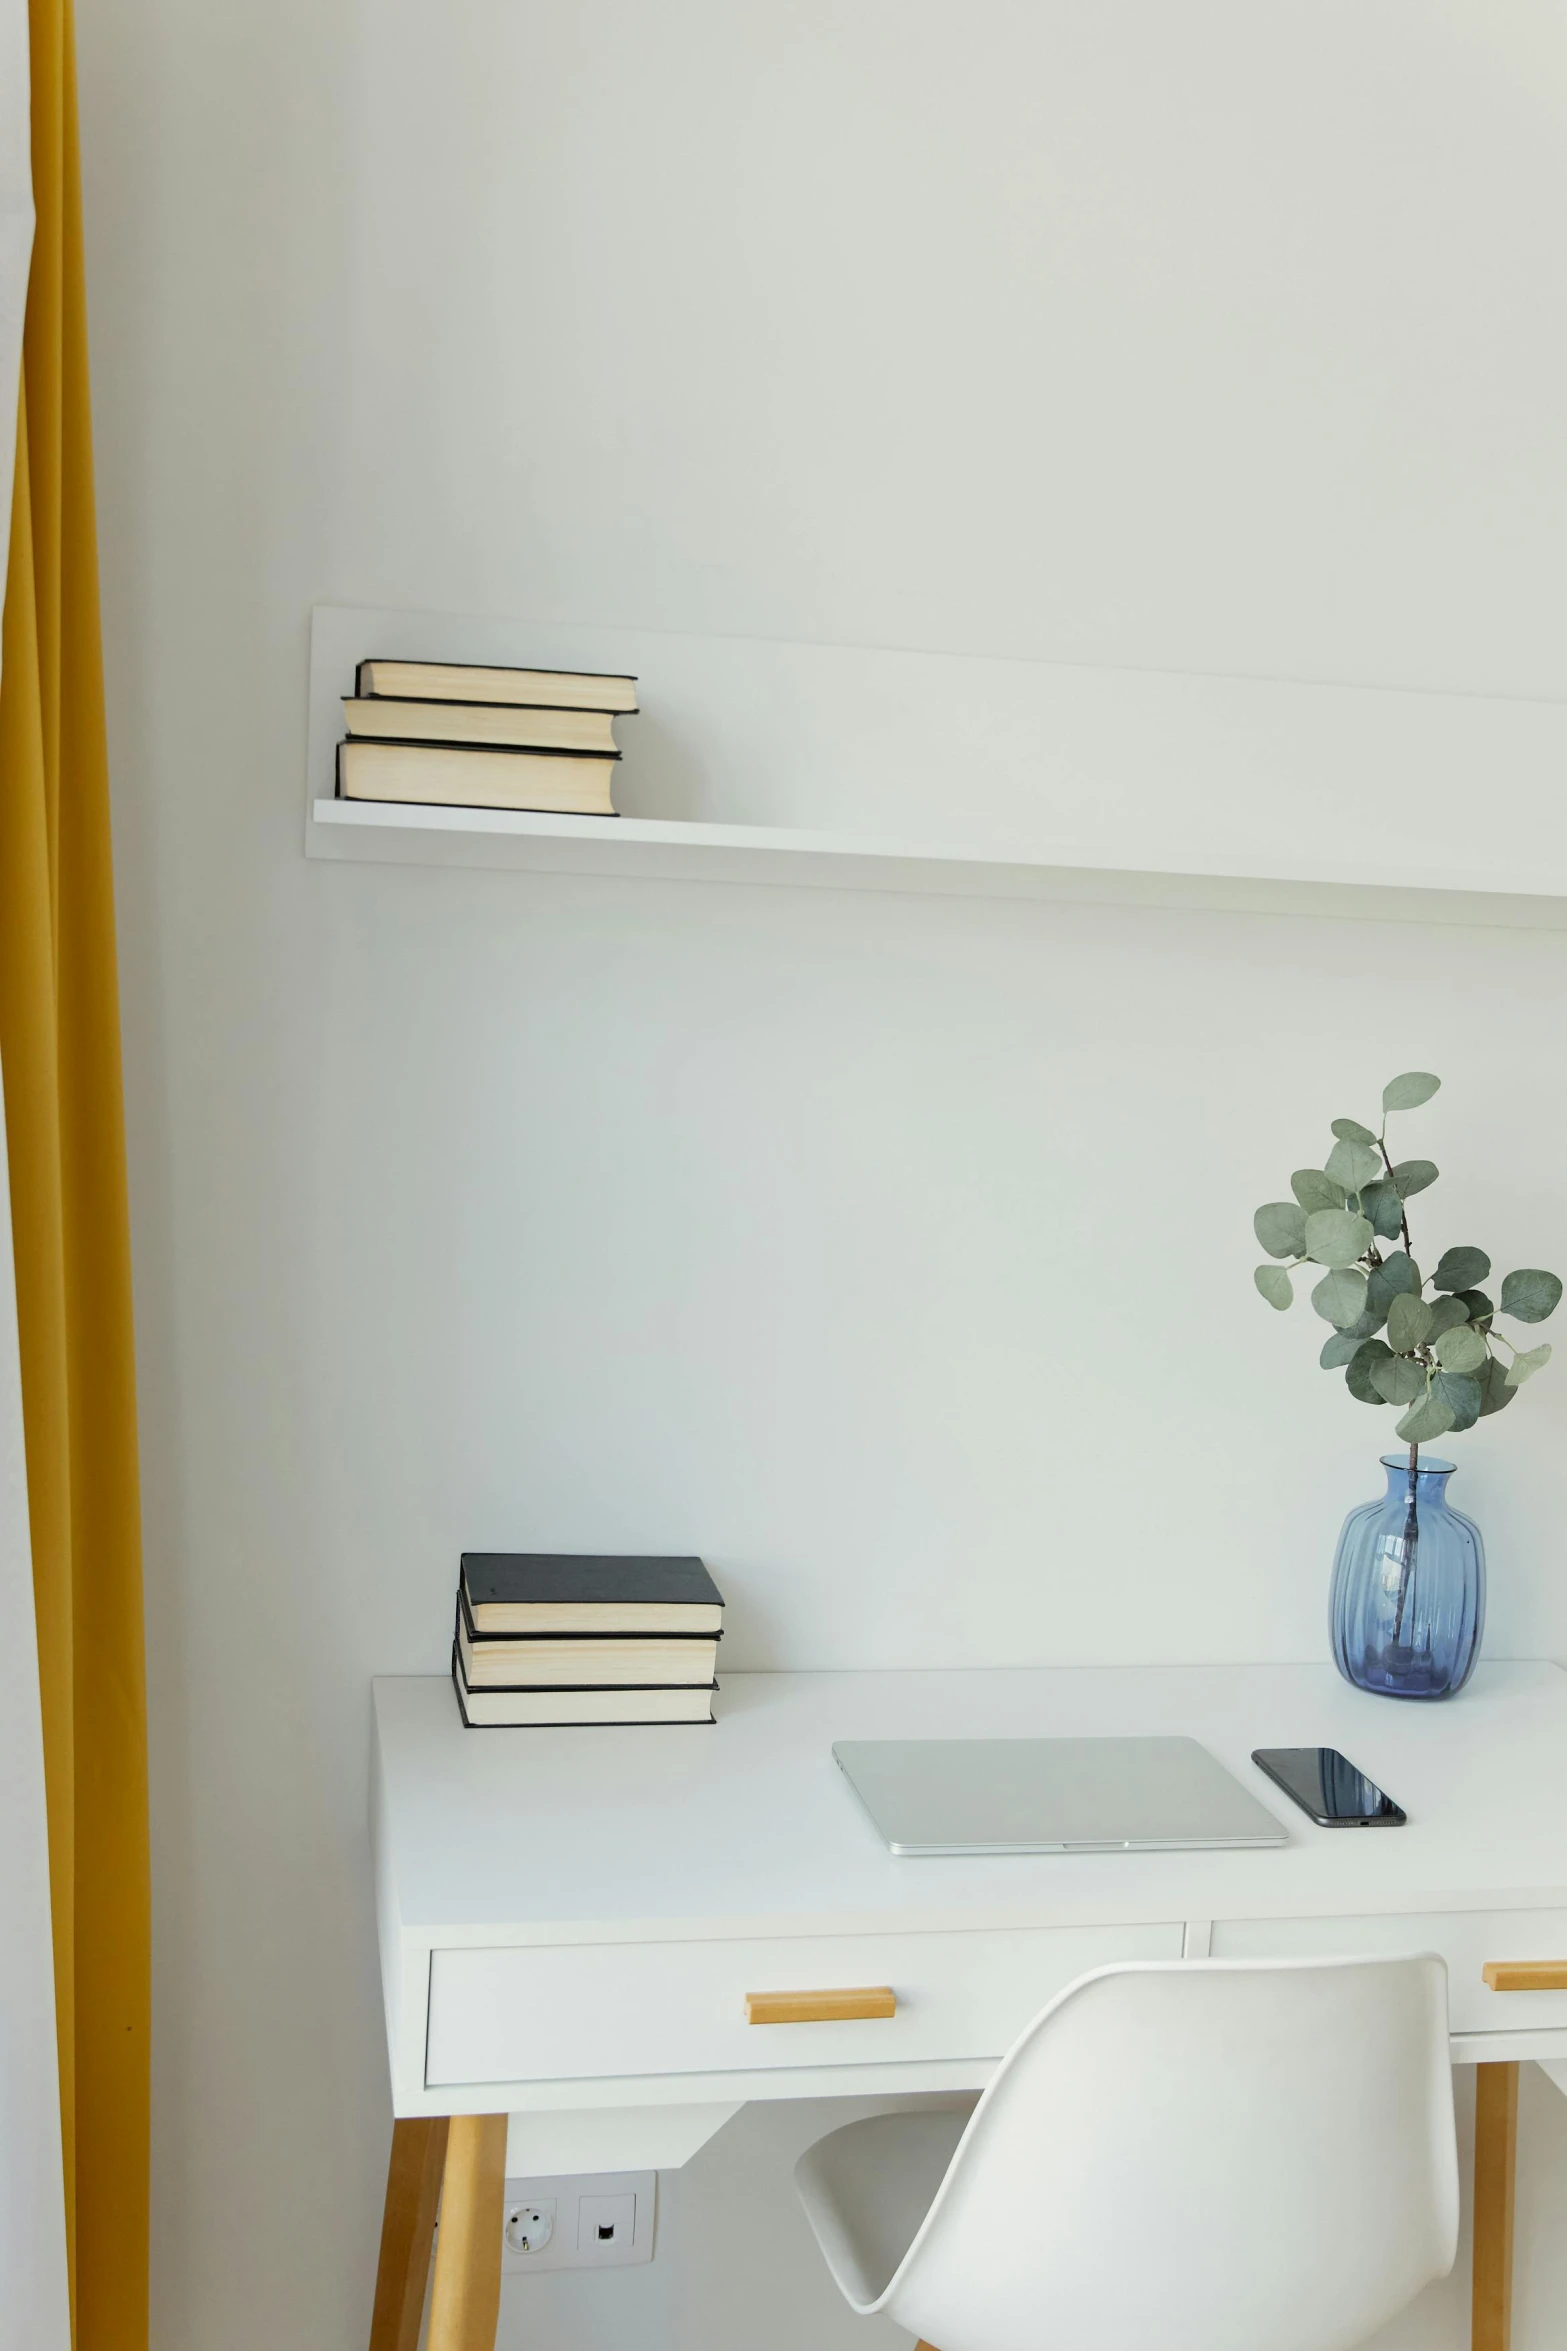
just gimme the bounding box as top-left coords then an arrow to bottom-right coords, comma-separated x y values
795,1956 -> 1458,2351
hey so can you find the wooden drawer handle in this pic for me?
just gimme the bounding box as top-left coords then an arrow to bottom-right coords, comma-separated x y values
1483,1960 -> 1567,1993
744,1986 -> 896,2025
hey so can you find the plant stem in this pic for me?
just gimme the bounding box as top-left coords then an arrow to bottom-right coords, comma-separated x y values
1374,1133 -> 1421,1651
1392,1439 -> 1419,1642
1375,1137 -> 1414,1255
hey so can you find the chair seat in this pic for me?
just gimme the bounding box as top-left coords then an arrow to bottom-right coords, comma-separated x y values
795,2102 -> 978,2311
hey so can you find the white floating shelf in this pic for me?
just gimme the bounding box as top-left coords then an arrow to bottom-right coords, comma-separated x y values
307,795 -> 1567,929
304,605 -> 1567,930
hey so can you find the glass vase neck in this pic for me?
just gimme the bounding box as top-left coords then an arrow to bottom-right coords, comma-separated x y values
1379,1452 -> 1456,1496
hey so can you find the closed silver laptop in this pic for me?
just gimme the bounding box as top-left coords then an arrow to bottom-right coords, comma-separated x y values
832,1735 -> 1289,1856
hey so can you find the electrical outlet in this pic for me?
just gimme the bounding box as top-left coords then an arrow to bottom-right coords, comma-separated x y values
504,2199 -> 554,2256
500,2171 -> 655,2273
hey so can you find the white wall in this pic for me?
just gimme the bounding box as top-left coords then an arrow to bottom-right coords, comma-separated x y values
0,1103 -> 72,2351
70,1 -> 1567,2346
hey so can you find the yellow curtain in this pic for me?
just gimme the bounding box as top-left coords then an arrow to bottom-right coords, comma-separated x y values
0,0 -> 150,2339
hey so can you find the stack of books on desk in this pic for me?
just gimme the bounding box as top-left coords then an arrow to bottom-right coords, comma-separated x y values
452,1553 -> 724,1726
337,658 -> 638,816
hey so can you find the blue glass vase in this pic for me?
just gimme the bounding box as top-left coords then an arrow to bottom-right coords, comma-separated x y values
1329,1453 -> 1485,1701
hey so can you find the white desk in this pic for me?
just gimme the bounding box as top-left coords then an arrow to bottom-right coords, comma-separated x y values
368,1661 -> 1567,2351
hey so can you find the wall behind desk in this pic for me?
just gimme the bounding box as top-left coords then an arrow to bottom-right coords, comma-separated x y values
71,0 -> 1567,2345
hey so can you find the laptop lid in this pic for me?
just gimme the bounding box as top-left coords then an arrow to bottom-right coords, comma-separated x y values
832,1735 -> 1289,1856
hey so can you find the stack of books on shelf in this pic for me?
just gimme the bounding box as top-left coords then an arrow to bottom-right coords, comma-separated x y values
337,658 -> 638,816
452,1552 -> 724,1727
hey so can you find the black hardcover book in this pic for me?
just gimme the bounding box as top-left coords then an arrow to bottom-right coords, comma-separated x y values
454,1600 -> 720,1688
336,739 -> 618,818
459,1553 -> 724,1636
451,1643 -> 717,1728
355,658 -> 639,713
457,1581 -> 724,1647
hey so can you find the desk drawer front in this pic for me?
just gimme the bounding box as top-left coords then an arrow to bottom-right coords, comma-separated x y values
425,1922 -> 1182,2089
1211,1910 -> 1567,2034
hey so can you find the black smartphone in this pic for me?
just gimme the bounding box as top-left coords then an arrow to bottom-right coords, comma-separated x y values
1251,1746 -> 1406,1827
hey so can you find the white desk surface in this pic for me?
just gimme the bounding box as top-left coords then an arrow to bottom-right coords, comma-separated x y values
372,1659 -> 1567,1946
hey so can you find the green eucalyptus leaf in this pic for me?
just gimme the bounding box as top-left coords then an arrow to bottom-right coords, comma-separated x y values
1325,1137 -> 1382,1195
1433,1246 -> 1491,1292
1499,1269 -> 1564,1325
1344,1338 -> 1394,1404
1312,1267 -> 1369,1329
1505,1342 -> 1552,1388
1254,1202 -> 1308,1259
1434,1325 -> 1489,1375
1320,1320 -> 1377,1368
1359,1180 -> 1405,1242
1387,1292 -> 1434,1352
1254,1264 -> 1293,1311
1425,1296 -> 1470,1339
1478,1355 -> 1517,1416
1391,1158 -> 1438,1200
1331,1117 -> 1379,1146
1291,1168 -> 1345,1214
1455,1288 -> 1494,1328
1370,1356 -> 1425,1406
1396,1388 -> 1455,1443
1383,1071 -> 1442,1113
1367,1253 -> 1421,1319
1304,1208 -> 1374,1268
1433,1370 -> 1483,1433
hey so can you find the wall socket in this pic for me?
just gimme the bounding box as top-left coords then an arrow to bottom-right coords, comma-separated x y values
500,2171 -> 655,2273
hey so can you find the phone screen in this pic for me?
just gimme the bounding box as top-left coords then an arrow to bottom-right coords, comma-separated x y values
1251,1747 -> 1406,1827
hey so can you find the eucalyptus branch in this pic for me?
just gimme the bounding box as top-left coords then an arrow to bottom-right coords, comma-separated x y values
1251,1071 -> 1561,1445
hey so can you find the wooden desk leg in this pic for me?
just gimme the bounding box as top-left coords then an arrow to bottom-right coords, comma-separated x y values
428,2114 -> 509,2351
1473,2061 -> 1520,2351
370,2117 -> 449,2351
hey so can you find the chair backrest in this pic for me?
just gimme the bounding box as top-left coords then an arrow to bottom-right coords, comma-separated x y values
883,1955 -> 1457,2351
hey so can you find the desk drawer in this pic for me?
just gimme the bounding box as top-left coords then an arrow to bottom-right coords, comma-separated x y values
1211,1910 -> 1567,2034
425,1921 -> 1182,2089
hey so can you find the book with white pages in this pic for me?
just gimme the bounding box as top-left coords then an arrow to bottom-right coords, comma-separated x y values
456,1614 -> 719,1690
451,1646 -> 716,1727
343,698 -> 620,755
356,658 -> 638,712
336,739 -> 616,816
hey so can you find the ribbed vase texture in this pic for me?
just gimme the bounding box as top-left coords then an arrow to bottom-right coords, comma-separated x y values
1329,1454 -> 1484,1701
